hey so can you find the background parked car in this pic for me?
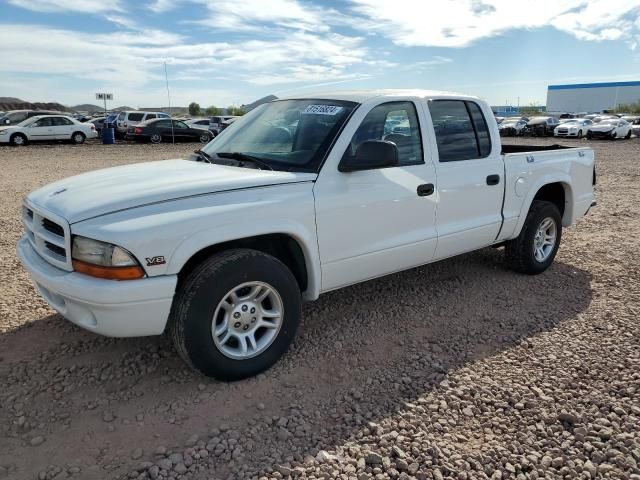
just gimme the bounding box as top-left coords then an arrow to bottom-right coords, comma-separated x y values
125,118 -> 213,144
554,118 -> 593,138
89,117 -> 106,135
0,110 -> 65,126
115,111 -> 170,138
219,117 -> 238,133
210,115 -> 238,136
621,115 -> 640,125
0,115 -> 97,146
587,119 -> 632,139
498,117 -> 528,136
525,116 -> 559,136
185,118 -> 217,135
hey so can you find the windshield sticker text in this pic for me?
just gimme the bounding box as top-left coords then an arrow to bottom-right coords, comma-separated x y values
303,105 -> 343,115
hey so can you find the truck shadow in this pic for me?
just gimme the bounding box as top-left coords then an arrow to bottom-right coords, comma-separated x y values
0,247 -> 593,478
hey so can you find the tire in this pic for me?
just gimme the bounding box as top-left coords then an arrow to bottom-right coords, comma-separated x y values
10,133 -> 27,146
610,131 -> 617,140
505,200 -> 562,275
169,248 -> 302,380
199,132 -> 211,143
150,133 -> 162,144
586,131 -> 593,139
71,132 -> 85,144
577,130 -> 583,138
626,130 -> 632,139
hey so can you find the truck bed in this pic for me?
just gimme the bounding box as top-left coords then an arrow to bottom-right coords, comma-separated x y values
501,144 -> 575,154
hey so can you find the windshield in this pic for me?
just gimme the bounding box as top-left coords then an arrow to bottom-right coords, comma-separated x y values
201,99 -> 357,172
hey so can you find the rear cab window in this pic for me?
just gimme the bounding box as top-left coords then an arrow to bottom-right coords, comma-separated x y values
428,99 -> 492,162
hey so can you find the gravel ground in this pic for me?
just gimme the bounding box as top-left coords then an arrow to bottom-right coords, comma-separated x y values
0,137 -> 638,480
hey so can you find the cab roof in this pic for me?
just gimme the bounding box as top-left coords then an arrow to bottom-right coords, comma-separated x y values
277,89 -> 481,104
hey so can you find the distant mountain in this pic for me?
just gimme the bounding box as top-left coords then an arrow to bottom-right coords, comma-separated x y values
0,97 -> 70,112
71,104 -> 104,113
242,95 -> 277,112
114,106 -> 135,111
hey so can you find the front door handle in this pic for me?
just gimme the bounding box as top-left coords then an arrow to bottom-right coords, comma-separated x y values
417,183 -> 435,196
486,174 -> 500,186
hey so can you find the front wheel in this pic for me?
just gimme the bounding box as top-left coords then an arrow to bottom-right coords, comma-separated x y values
10,133 -> 27,146
169,249 -> 301,380
586,131 -> 593,139
505,200 -> 562,275
577,130 -> 583,138
610,131 -> 617,140
625,130 -> 632,139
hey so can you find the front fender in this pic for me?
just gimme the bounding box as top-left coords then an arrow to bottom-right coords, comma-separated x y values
72,183 -> 322,300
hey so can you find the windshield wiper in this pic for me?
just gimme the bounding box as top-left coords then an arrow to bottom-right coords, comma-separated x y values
216,152 -> 274,171
193,149 -> 213,163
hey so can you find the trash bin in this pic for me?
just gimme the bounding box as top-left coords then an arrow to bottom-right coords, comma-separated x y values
102,127 -> 115,144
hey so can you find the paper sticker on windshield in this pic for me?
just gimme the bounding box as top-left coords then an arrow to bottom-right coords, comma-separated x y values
303,105 -> 343,115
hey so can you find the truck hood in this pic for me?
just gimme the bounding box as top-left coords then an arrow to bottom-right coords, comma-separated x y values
27,159 -> 317,224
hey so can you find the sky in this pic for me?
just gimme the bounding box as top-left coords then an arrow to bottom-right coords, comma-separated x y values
1,0 -> 640,109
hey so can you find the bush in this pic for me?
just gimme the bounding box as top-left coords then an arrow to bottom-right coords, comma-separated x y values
615,100 -> 640,114
205,105 -> 220,116
226,106 -> 245,116
188,102 -> 201,116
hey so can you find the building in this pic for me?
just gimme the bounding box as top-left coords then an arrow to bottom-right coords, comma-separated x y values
546,81 -> 640,113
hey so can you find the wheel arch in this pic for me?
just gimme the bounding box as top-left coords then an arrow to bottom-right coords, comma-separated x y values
172,232 -> 320,300
513,178 -> 574,237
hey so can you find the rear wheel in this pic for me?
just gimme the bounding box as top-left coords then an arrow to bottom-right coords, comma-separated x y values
199,132 -> 211,143
10,133 -> 27,146
505,200 -> 562,275
150,133 -> 162,144
71,132 -> 85,144
169,249 -> 301,380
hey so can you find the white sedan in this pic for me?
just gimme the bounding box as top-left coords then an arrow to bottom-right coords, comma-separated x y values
0,115 -> 98,146
554,119 -> 593,138
587,119 -> 632,140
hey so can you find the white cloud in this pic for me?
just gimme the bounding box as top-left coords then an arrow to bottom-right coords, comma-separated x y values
349,0 -> 640,48
148,0 -> 176,13
8,0 -> 122,13
193,0 -> 340,32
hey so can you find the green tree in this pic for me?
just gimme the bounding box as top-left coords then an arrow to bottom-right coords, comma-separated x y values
188,102 -> 201,116
519,102 -> 542,116
615,100 -> 640,114
226,106 -> 245,116
205,105 -> 221,116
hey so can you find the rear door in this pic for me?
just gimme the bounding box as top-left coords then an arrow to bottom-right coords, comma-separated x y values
427,99 -> 504,260
51,117 -> 75,139
27,117 -> 55,140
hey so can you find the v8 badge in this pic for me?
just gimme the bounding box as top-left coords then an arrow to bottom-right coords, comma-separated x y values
145,256 -> 166,266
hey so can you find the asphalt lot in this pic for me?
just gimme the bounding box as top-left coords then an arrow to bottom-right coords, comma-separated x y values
0,137 -> 638,480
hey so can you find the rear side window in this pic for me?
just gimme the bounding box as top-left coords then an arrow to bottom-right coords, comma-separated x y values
52,117 -> 73,126
145,114 -> 156,120
128,113 -> 144,122
429,100 -> 492,162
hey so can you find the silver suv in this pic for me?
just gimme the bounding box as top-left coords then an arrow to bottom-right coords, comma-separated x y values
115,111 -> 170,137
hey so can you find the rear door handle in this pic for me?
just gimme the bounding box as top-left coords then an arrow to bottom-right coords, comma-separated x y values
417,183 -> 434,196
486,174 -> 500,186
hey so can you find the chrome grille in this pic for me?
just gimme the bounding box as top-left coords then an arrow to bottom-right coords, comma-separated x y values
22,203 -> 72,271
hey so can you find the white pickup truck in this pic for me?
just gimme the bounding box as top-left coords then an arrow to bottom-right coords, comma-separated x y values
18,90 -> 595,380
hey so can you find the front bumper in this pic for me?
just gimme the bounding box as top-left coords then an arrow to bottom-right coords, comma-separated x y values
590,130 -> 615,138
17,235 -> 177,337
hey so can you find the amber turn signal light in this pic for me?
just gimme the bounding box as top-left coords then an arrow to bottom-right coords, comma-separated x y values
72,259 -> 145,280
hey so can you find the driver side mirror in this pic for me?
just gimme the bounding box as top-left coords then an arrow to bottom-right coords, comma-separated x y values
339,140 -> 399,172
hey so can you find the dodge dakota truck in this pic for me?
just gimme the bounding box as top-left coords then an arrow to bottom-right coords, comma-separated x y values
18,90 -> 595,380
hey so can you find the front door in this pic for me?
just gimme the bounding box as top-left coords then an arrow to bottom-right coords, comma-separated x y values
314,100 -> 438,292
28,117 -> 55,140
51,117 -> 75,139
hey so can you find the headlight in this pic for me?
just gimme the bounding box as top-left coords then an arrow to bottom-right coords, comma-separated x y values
72,236 -> 145,280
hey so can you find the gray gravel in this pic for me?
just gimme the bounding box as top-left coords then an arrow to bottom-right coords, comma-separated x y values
0,137 -> 638,479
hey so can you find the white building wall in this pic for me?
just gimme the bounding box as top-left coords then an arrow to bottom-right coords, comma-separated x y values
546,83 -> 640,113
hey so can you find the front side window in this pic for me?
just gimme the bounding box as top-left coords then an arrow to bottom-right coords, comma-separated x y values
174,121 -> 188,129
145,114 -> 157,120
158,113 -> 169,118
429,100 -> 492,162
117,112 -> 126,120
202,99 -> 357,172
342,101 -> 423,167
33,117 -> 53,127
